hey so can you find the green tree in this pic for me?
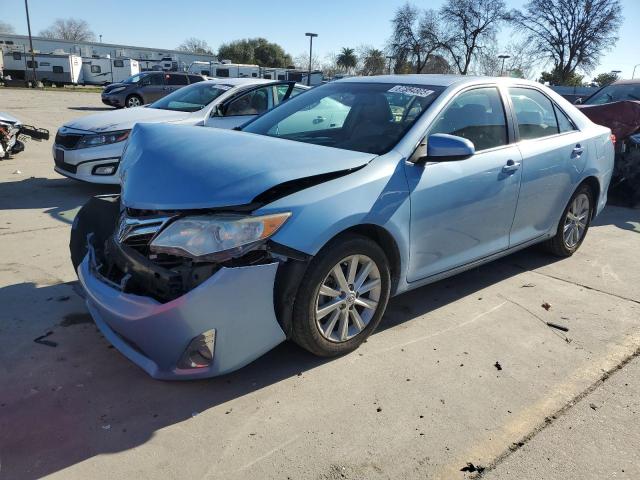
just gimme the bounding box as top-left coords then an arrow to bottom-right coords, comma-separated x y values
592,72 -> 619,87
217,38 -> 292,68
360,48 -> 387,75
336,47 -> 358,73
539,68 -> 584,86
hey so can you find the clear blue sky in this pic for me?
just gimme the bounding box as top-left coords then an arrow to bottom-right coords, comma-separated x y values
2,0 -> 639,78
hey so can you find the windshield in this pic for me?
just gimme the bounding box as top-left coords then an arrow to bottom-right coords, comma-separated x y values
123,73 -> 145,84
149,82 -> 233,112
242,82 -> 444,155
584,83 -> 640,105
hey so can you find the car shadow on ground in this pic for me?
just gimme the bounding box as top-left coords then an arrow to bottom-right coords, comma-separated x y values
0,242 -> 570,480
0,176 -> 118,225
592,204 -> 640,233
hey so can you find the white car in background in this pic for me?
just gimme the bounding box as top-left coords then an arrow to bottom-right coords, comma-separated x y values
53,78 -> 307,184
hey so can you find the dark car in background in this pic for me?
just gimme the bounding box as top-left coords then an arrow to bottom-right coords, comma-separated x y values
101,71 -> 206,108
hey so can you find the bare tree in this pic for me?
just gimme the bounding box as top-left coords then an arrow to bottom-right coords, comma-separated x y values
440,0 -> 506,75
39,18 -> 95,41
473,40 -> 539,78
389,3 -> 443,74
177,38 -> 213,55
0,21 -> 15,34
508,0 -> 622,83
294,52 -> 321,70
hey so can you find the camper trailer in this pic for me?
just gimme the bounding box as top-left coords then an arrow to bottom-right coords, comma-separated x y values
2,51 -> 82,85
81,57 -> 139,85
188,60 -> 261,78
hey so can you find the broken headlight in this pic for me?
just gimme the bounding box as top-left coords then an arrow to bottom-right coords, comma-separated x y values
76,130 -> 130,149
149,213 -> 291,262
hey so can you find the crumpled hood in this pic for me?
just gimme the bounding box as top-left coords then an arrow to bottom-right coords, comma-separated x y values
0,112 -> 22,125
63,107 -> 192,133
120,123 -> 376,210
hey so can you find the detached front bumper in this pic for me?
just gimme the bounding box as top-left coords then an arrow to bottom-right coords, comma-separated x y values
78,254 -> 286,380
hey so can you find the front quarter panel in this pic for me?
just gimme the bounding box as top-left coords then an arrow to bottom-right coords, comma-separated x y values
257,153 -> 411,293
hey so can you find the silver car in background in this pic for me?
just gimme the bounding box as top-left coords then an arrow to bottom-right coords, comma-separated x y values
53,78 -> 307,184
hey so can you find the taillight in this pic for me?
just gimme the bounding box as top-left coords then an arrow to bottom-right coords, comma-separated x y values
610,134 -> 616,145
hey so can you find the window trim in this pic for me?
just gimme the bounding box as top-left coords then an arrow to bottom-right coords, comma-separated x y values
423,84 -> 513,155
505,85 -> 581,144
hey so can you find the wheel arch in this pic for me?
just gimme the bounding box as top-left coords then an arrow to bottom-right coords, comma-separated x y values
579,175 -> 601,212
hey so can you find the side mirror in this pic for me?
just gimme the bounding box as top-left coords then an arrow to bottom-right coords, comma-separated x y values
574,97 -> 583,105
410,133 -> 475,163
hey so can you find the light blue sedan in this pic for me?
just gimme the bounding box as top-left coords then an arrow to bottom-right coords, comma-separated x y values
73,75 -> 614,380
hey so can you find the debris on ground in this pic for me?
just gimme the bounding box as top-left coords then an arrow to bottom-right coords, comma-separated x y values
590,403 -> 598,411
101,424 -> 111,430
460,462 -> 485,474
521,283 -> 536,288
546,322 -> 569,333
541,302 -> 551,311
12,170 -> 21,175
33,331 -> 57,347
494,361 -> 503,371
376,407 -> 382,412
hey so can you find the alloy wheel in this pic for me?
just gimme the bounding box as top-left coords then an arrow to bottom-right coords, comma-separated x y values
314,254 -> 382,343
127,97 -> 141,107
563,192 -> 590,248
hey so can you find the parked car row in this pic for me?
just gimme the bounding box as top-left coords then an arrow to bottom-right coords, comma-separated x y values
60,74 -> 613,380
54,78 -> 307,183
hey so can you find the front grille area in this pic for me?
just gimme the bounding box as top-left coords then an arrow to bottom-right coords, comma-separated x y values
54,132 -> 83,149
54,156 -> 77,173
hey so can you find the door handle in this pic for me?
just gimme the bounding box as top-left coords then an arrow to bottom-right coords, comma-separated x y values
502,159 -> 521,173
572,144 -> 584,156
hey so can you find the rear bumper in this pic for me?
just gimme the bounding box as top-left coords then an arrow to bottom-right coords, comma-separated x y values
78,254 -> 286,380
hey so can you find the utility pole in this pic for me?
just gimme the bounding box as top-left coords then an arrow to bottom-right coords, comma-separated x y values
305,33 -> 317,86
24,0 -> 37,87
386,56 -> 394,75
498,54 -> 510,77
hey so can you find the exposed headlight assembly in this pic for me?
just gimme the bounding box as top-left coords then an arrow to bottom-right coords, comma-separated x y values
149,213 -> 291,262
76,130 -> 130,149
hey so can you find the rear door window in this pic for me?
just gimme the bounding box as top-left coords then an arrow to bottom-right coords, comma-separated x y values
142,74 -> 164,86
429,87 -> 508,151
167,74 -> 188,86
508,87 -> 559,140
554,105 -> 577,133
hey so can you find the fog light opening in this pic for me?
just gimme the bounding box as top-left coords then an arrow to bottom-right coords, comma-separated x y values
92,164 -> 118,176
178,329 -> 216,369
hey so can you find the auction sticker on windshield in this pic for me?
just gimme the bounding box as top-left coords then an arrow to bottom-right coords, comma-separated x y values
388,85 -> 434,97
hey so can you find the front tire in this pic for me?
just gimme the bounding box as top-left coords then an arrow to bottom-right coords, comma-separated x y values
291,234 -> 391,357
125,95 -> 142,108
545,184 -> 593,257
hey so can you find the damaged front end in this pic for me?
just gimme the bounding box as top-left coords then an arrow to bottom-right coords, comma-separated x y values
0,112 -> 50,159
73,196 -> 310,379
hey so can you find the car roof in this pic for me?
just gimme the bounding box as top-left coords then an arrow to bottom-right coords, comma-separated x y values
202,77 -> 277,86
610,78 -> 640,85
335,74 -> 544,89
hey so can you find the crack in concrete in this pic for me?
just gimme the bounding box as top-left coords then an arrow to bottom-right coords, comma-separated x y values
476,346 -> 640,478
0,225 -> 67,236
512,263 -> 640,306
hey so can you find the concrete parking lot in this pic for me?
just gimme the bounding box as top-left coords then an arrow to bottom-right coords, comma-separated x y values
0,88 -> 639,480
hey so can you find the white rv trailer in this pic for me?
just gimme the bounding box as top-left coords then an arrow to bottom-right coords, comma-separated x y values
2,50 -> 82,85
188,61 -> 261,78
81,57 -> 139,85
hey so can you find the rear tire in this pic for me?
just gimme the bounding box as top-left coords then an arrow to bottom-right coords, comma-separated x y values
291,234 -> 391,357
125,95 -> 142,108
544,184 -> 593,257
